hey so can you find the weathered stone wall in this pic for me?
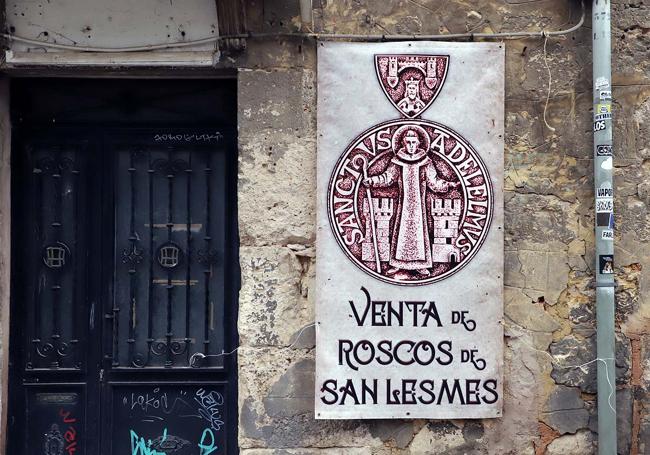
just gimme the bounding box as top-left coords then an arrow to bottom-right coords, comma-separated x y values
236,0 -> 650,454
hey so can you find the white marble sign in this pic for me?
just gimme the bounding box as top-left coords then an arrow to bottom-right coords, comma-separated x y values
316,42 -> 504,419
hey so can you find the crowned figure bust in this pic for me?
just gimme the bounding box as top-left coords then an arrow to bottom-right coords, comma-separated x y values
397,78 -> 426,117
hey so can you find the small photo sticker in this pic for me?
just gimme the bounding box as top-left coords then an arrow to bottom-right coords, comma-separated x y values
602,230 -> 614,240
597,212 -> 612,227
597,145 -> 613,156
599,255 -> 614,274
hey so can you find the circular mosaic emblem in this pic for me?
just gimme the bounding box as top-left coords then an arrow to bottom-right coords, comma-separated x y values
327,118 -> 493,285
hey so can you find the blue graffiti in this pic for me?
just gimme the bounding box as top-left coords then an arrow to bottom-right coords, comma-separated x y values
129,428 -> 216,455
130,428 -> 167,455
198,429 -> 218,455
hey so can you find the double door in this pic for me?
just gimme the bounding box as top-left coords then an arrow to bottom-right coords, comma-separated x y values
9,128 -> 238,454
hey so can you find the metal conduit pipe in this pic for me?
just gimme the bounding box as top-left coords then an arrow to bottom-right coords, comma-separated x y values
592,1 -> 617,454
300,0 -> 313,29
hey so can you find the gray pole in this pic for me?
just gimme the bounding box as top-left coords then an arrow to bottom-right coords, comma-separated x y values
592,1 -> 617,454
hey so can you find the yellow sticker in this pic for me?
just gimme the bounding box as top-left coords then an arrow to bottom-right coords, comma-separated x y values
596,103 -> 611,114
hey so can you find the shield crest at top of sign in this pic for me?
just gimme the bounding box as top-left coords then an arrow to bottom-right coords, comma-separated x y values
375,54 -> 449,118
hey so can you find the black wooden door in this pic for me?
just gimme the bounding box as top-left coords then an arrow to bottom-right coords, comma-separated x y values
9,128 -> 238,455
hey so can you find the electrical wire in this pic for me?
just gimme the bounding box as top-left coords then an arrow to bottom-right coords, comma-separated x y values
542,35 -> 557,132
188,322 -> 316,368
0,1 -> 585,53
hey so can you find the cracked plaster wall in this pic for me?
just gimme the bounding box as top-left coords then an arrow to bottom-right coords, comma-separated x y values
236,1 -> 650,454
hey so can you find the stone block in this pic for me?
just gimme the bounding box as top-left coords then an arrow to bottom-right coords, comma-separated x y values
409,422 -> 480,454
224,39 -> 318,70
550,334 -> 630,393
366,420 -> 414,449
239,247 -> 312,347
616,387 -> 633,454
263,359 -> 315,418
504,193 -> 577,249
505,287 -> 560,333
545,430 -> 594,455
540,385 -> 589,434
239,69 -> 316,135
505,100 -> 592,201
519,249 -> 548,292
638,414 -> 650,455
238,132 -> 316,246
546,252 -> 570,304
505,250 -> 526,288
239,347 -> 377,449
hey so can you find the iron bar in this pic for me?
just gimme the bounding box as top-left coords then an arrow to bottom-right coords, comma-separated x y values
127,151 -> 137,366
30,153 -> 44,368
165,148 -> 174,367
111,301 -> 120,366
51,154 -> 63,368
185,153 -> 193,364
147,152 -> 155,367
299,0 -> 313,29
203,152 -> 212,363
71,150 -> 80,368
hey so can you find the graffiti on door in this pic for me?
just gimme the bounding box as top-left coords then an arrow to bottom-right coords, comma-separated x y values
114,385 -> 226,455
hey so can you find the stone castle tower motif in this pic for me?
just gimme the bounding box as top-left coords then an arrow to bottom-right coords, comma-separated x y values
361,196 -> 462,264
430,198 -> 462,263
362,197 -> 393,262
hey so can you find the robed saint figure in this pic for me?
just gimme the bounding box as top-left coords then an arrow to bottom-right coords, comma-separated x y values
363,125 -> 458,277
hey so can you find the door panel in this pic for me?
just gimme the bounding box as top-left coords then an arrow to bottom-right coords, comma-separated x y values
10,135 -> 99,454
23,143 -> 90,372
25,385 -> 86,455
9,128 -> 237,455
111,142 -> 227,370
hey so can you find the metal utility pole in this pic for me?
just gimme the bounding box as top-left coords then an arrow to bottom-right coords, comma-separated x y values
592,1 -> 617,454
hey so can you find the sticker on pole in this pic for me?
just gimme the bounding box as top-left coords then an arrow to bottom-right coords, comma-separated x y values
595,77 -> 610,90
599,255 -> 614,274
594,104 -> 612,121
597,212 -> 613,227
596,103 -> 611,114
596,183 -> 613,198
597,145 -> 612,156
596,199 -> 613,213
